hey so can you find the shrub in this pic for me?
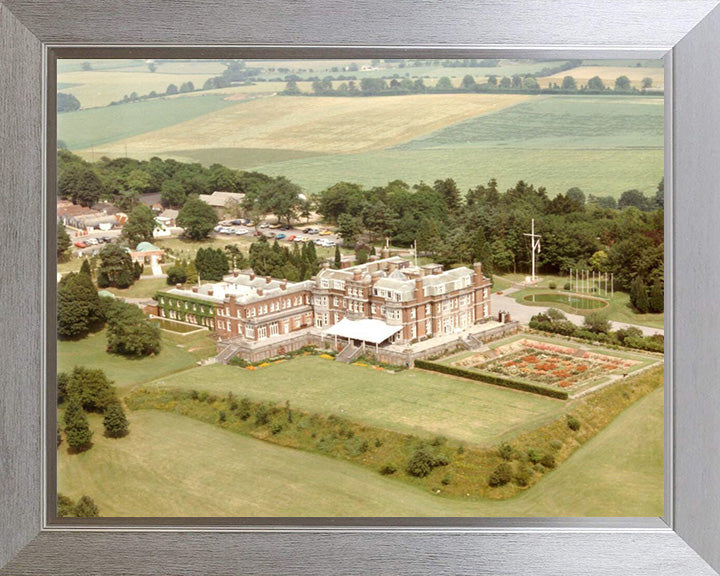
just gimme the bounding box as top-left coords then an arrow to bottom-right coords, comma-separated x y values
237,397 -> 251,420
345,437 -> 369,456
271,423 -> 283,435
541,454 -> 557,469
380,463 -> 397,475
374,438 -> 383,448
488,463 -> 513,487
218,410 -> 227,423
546,308 -> 566,321
563,282 -> 571,290
514,465 -> 534,487
567,415 -> 581,431
406,446 -> 437,478
198,391 -> 209,403
498,441 -> 514,461
550,439 -> 563,451
103,402 -> 129,438
526,448 -> 542,465
190,389 -> 199,400
74,495 -> 100,517
441,474 -> 452,486
430,436 -> 446,447
255,404 -> 270,426
548,281 -> 557,290
57,493 -> 76,517
584,311 -> 611,334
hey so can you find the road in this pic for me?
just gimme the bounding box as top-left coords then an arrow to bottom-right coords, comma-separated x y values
491,287 -> 664,337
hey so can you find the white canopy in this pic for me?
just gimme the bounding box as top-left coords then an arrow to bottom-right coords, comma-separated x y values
323,318 -> 402,344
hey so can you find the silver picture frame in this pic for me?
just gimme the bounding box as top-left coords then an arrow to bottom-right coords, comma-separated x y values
2,0 -> 720,573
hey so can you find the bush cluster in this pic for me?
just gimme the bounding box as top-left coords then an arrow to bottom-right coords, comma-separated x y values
406,445 -> 451,478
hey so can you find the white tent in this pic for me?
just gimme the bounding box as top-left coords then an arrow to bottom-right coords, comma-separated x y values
323,318 -> 402,345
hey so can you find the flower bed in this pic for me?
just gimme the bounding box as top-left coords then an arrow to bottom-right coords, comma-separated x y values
455,339 -> 638,390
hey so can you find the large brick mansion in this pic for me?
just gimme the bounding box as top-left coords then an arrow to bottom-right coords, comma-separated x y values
154,256 -> 493,361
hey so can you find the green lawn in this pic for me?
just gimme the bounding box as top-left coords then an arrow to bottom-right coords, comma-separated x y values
58,94 -> 236,149
57,329 -> 213,391
105,277 -> 170,300
145,356 -> 566,446
505,273 -> 664,329
57,386 -> 663,517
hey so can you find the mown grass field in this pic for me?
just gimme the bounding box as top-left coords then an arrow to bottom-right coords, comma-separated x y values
58,94 -> 236,150
104,277 -> 170,300
78,93 -> 531,157
142,356 -> 567,446
57,385 -> 663,516
57,328 -> 214,391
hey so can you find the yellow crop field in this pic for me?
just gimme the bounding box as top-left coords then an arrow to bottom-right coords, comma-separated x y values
58,70 -> 221,109
539,66 -> 664,90
81,92 -> 532,157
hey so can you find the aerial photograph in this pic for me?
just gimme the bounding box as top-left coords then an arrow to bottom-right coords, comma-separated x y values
55,58 -> 664,518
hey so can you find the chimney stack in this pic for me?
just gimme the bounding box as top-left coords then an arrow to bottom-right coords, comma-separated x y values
249,271 -> 256,281
353,269 -> 362,281
176,283 -> 182,289
265,276 -> 272,284
257,287 -> 264,297
233,269 -> 240,277
208,288 -> 214,297
281,279 -> 288,290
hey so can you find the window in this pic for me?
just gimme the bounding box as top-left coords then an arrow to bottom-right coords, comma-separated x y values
410,308 -> 416,319
246,325 -> 254,339
426,303 -> 431,315
269,322 -> 279,337
258,326 -> 267,339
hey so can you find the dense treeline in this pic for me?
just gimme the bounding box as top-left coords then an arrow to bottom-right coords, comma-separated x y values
315,177 -> 664,303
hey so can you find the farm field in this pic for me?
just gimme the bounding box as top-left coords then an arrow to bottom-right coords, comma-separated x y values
58,94 -> 236,150
397,96 -> 663,150
57,68 -> 222,109
246,146 -> 663,198
143,356 -> 567,446
57,328 -> 214,391
56,385 -> 663,516
78,93 -> 532,157
539,65 -> 665,90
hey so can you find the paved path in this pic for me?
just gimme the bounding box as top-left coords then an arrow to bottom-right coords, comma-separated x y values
492,287 -> 664,337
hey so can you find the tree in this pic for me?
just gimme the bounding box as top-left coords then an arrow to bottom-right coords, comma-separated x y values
565,187 -> 585,206
63,397 -> 93,452
97,244 -> 136,288
195,247 -> 229,281
587,75 -> 605,91
334,244 -> 342,269
57,494 -> 76,517
649,280 -> 664,313
57,92 -> 81,113
166,83 -> 179,95
618,189 -> 651,211
655,178 -> 664,209
337,214 -> 362,246
57,271 -> 104,339
433,178 -> 461,214
103,402 -> 129,438
583,312 -> 611,334
104,299 -> 161,356
121,204 -> 156,248
614,75 -> 632,91
59,163 -> 103,207
185,260 -> 198,284
166,265 -> 187,285
160,179 -> 186,207
282,80 -> 302,95
177,195 -> 218,240
57,222 -> 72,260
641,77 -> 653,90
460,74 -> 477,90
630,276 -> 650,313
262,177 -> 302,226
561,76 -> 577,90
74,496 -> 100,517
63,366 -> 118,412
435,76 -> 453,90
179,81 -> 195,93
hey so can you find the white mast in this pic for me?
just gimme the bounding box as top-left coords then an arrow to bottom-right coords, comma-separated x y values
523,218 -> 542,282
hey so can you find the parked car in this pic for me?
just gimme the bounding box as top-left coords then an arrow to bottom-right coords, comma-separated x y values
286,234 -> 296,241
294,236 -> 307,243
279,224 -> 290,231
307,228 -> 320,235
234,228 -> 248,235
86,238 -> 99,245
303,227 -> 312,233
231,219 -> 244,225
275,233 -> 286,240
319,229 -> 332,236
73,241 -> 87,248
213,225 -> 223,232
259,223 -> 269,229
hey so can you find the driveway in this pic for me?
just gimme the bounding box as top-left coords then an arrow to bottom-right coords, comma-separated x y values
491,287 -> 664,337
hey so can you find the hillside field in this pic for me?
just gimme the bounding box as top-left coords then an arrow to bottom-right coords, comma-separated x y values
142,356 -> 568,447
56,385 -> 663,516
